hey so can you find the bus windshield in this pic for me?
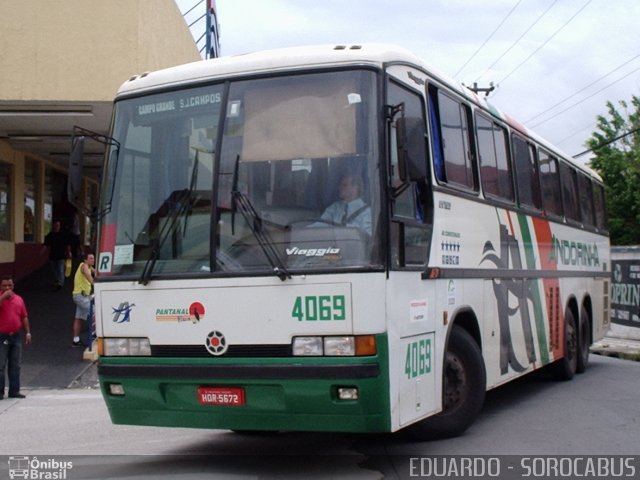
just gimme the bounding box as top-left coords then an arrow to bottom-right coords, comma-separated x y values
100,69 -> 382,279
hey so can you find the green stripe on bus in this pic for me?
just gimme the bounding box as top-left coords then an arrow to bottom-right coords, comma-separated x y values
518,213 -> 549,364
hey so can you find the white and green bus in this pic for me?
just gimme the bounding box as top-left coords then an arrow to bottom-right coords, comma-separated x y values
71,44 -> 610,438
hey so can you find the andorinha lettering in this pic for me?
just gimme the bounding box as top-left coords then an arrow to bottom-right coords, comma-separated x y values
550,234 -> 600,267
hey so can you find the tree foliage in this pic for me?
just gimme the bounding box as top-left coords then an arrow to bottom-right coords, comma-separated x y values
587,96 -> 640,245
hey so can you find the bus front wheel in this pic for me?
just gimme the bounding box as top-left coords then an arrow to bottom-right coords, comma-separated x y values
407,326 -> 486,440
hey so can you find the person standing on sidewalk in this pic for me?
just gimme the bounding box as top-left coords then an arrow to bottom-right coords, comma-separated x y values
0,275 -> 31,399
72,253 -> 95,347
43,220 -> 71,289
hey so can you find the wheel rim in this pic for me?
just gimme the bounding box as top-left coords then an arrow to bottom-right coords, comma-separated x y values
443,351 -> 468,412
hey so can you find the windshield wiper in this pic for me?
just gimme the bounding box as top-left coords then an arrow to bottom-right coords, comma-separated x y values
138,190 -> 191,285
230,156 -> 290,281
232,190 -> 290,281
183,149 -> 203,236
139,155 -> 200,285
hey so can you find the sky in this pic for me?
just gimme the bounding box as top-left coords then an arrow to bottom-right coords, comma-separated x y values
176,0 -> 640,165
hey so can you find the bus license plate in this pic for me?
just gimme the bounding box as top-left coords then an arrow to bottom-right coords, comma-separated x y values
197,386 -> 245,406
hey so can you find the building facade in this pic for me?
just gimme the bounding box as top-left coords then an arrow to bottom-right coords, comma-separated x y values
0,0 -> 201,279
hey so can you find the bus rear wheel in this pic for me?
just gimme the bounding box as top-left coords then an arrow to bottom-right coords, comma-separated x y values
407,326 -> 486,440
576,305 -> 590,374
551,308 -> 578,381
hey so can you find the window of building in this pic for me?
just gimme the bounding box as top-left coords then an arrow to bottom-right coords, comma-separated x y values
44,167 -> 54,234
24,159 -> 39,242
476,113 -> 513,201
0,162 -> 12,241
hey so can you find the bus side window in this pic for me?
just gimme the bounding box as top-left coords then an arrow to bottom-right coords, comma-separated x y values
428,88 -> 445,182
476,113 -> 513,202
512,134 -> 541,210
593,182 -> 608,231
539,150 -> 563,217
428,85 -> 476,191
577,173 -> 595,227
559,162 -> 580,223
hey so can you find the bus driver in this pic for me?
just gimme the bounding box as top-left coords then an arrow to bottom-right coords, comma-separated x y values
318,174 -> 371,235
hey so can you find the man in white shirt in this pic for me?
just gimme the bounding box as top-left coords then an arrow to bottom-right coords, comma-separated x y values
318,174 -> 371,235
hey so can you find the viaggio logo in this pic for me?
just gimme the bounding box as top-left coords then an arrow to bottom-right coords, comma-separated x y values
285,246 -> 340,257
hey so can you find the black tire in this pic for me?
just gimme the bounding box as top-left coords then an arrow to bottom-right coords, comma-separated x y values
551,308 -> 578,381
407,326 -> 486,440
576,305 -> 590,374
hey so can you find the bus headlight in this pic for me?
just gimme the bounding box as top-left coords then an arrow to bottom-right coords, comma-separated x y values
324,336 -> 355,356
103,338 -> 151,356
292,336 -> 323,356
292,335 -> 376,356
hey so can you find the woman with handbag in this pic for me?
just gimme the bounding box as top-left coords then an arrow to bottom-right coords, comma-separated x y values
71,253 -> 95,347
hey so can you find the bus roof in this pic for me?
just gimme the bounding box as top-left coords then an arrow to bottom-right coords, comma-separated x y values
118,44 -> 423,95
118,43 -> 598,179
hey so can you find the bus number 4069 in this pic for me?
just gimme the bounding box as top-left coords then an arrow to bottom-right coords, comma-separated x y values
291,295 -> 346,321
405,338 -> 432,379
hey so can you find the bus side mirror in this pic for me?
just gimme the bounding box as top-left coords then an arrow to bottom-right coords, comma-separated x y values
396,116 -> 427,182
68,135 -> 85,208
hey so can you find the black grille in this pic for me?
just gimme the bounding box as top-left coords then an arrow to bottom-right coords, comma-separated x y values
151,344 -> 293,357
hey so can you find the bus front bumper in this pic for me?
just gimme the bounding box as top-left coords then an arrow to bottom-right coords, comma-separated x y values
97,357 -> 391,433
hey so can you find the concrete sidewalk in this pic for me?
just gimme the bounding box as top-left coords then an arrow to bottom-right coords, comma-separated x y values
591,335 -> 640,361
16,263 -> 93,390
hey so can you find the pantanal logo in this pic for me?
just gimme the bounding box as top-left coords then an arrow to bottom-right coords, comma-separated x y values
155,302 -> 205,323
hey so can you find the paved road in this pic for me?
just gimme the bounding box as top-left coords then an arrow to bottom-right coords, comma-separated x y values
1,354 -> 639,479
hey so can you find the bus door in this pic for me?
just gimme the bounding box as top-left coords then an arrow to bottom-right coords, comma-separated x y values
386,73 -> 437,426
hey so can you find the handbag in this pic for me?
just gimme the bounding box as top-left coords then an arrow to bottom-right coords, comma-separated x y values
64,258 -> 72,278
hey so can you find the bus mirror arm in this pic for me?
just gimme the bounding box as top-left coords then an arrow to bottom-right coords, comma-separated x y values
387,103 -> 427,183
68,125 -> 120,219
68,135 -> 86,213
396,116 -> 428,183
396,117 -> 428,182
